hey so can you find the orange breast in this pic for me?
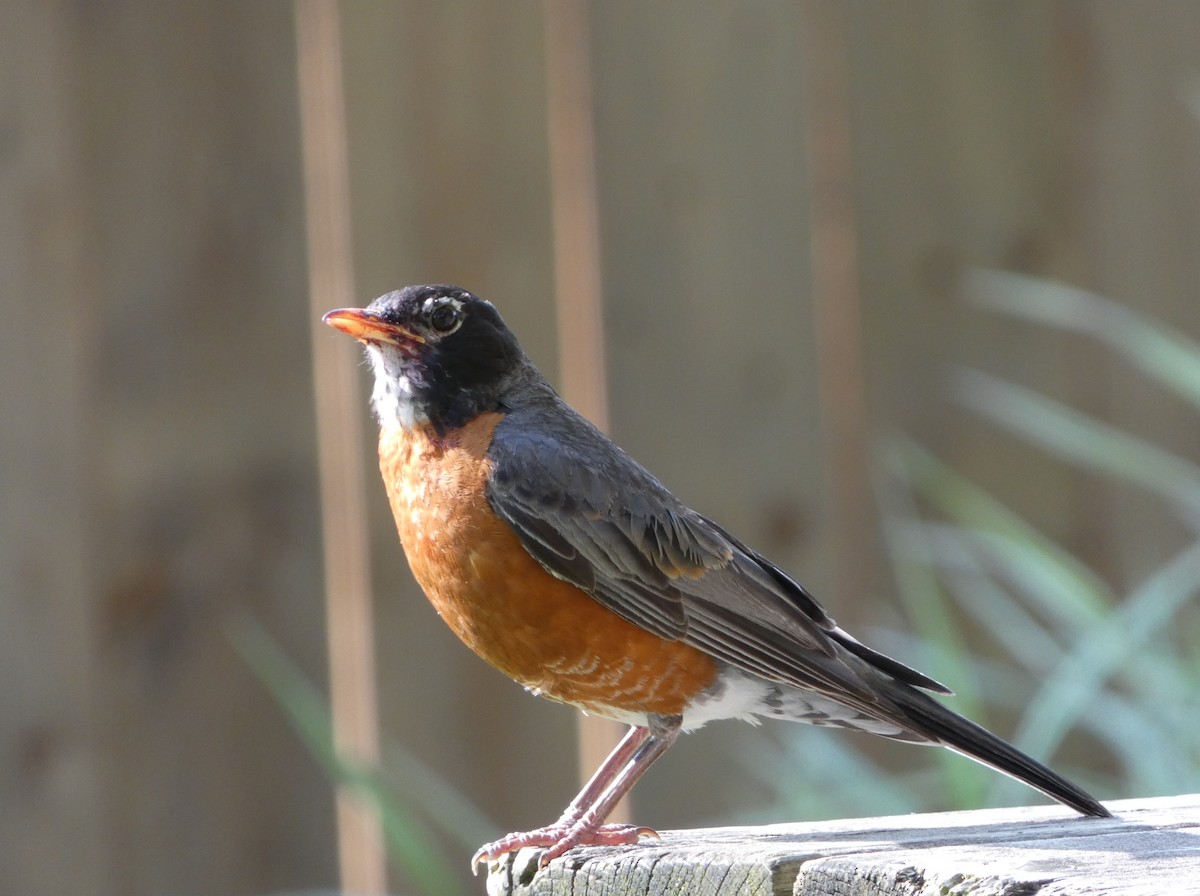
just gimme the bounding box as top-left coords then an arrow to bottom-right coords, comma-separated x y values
378,413 -> 718,719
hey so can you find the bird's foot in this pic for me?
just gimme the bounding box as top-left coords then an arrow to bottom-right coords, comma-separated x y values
471,821 -> 659,874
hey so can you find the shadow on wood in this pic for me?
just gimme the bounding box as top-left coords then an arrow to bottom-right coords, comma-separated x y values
486,794 -> 1198,896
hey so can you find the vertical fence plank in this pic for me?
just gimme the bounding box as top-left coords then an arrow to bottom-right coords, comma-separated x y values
0,4 -> 103,895
542,0 -> 630,818
295,1 -> 386,892
802,0 -> 876,612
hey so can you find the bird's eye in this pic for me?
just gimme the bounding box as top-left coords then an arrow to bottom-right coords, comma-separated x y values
429,302 -> 461,333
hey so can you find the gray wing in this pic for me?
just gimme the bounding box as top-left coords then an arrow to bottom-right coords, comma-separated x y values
485,410 -> 950,698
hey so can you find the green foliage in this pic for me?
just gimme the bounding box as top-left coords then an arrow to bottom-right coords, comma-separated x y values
744,271 -> 1200,820
231,619 -> 490,896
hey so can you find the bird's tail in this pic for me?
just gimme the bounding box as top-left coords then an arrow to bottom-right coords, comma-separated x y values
889,684 -> 1110,818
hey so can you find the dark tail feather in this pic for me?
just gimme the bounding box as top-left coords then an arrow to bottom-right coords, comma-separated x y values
891,685 -> 1111,818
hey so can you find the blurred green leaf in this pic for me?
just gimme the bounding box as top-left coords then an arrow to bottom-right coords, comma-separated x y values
877,444 -> 975,687
230,618 -> 467,896
378,743 -> 497,853
966,269 -> 1200,410
963,529 -> 1107,635
913,533 -> 1064,669
885,437 -> 1115,622
877,444 -> 989,809
855,277 -> 1200,816
955,367 -> 1200,512
1013,541 -> 1200,761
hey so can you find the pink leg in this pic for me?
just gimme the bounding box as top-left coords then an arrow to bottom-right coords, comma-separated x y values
471,716 -> 681,873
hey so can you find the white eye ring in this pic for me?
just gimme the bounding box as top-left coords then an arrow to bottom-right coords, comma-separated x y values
426,298 -> 463,334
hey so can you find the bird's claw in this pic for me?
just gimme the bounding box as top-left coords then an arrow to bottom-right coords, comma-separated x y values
470,822 -> 659,874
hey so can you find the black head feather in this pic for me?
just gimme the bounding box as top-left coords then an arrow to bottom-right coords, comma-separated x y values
362,285 -> 531,432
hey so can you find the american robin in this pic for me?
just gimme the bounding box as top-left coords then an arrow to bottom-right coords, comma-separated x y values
323,284 -> 1110,871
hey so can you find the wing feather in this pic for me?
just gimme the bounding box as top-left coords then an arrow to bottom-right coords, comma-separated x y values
484,408 -> 943,698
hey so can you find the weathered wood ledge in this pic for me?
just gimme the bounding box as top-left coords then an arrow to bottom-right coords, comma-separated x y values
485,793 -> 1200,896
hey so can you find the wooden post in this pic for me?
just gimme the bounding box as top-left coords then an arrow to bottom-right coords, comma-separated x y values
486,794 -> 1188,896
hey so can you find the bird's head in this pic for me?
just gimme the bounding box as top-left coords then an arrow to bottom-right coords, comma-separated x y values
324,284 -> 526,432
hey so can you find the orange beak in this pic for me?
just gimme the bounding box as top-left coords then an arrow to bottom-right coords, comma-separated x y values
322,308 -> 426,348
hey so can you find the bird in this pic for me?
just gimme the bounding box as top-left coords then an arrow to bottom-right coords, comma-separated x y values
322,284 -> 1110,872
